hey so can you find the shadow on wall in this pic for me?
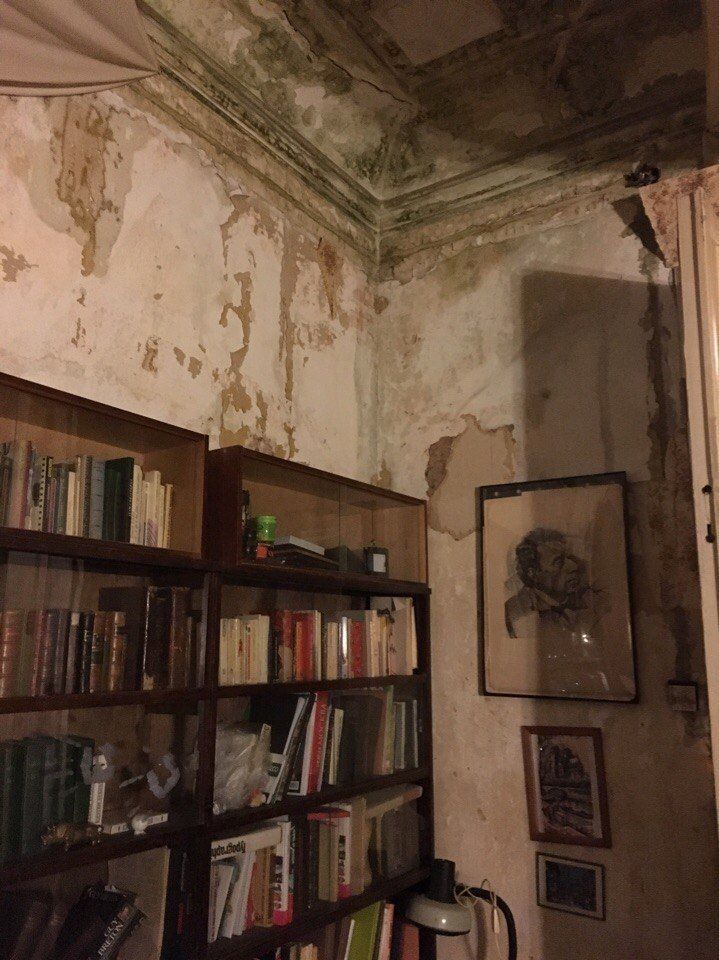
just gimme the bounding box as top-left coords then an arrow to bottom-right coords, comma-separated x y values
469,267 -> 716,959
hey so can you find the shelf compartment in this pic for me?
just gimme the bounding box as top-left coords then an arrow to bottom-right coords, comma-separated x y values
204,446 -> 427,584
0,371 -> 207,556
211,767 -> 431,836
207,865 -> 431,960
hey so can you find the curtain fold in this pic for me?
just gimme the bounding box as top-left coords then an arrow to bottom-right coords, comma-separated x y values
0,0 -> 158,95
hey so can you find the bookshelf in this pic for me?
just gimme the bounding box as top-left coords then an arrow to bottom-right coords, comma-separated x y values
0,375 -> 433,960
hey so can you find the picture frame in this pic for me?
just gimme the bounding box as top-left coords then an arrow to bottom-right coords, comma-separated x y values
478,472 -> 637,702
521,726 -> 611,848
536,853 -> 605,920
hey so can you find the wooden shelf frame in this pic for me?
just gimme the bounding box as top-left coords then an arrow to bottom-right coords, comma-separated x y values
0,372 -> 434,960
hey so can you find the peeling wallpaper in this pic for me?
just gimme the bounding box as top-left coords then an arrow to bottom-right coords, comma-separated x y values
377,202 -> 719,958
0,91 -> 377,476
1,64 -> 717,960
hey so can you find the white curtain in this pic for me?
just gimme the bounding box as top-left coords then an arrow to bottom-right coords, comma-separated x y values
0,0 -> 157,95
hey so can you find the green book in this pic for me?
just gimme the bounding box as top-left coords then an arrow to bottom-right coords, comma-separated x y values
65,734 -> 94,824
0,740 -> 22,862
104,457 -> 134,542
19,737 -> 46,855
56,738 -> 77,824
347,902 -> 384,960
38,736 -> 62,835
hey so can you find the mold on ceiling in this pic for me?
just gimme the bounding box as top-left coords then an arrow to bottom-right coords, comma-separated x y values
138,0 -> 708,265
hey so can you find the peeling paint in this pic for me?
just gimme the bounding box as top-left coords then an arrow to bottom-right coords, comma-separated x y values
0,244 -> 36,282
141,336 -> 159,374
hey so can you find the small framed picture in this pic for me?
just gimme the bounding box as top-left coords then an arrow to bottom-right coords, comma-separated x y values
536,853 -> 605,920
478,472 -> 637,702
521,726 -> 611,847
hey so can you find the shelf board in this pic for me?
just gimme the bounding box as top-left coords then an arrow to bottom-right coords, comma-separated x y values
220,559 -> 429,597
212,767 -> 430,837
216,674 -> 427,698
0,687 -> 209,715
0,816 -> 199,884
208,865 -> 430,960
0,526 -> 208,570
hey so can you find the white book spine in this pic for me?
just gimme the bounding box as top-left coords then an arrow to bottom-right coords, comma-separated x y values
88,781 -> 106,826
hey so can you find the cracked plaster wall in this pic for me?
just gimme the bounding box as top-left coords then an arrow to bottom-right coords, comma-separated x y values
0,90 -> 378,477
376,201 -> 719,958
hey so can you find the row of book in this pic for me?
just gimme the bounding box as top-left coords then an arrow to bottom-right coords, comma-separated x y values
219,599 -> 417,686
0,441 -> 174,547
268,905 -> 420,960
248,689 -> 420,805
0,733 -> 98,861
0,586 -> 197,698
1,883 -> 145,960
209,785 -> 422,943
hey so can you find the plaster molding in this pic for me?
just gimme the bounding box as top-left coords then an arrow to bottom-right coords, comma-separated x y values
137,0 -> 706,269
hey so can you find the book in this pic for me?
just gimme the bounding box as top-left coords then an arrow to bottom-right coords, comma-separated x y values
0,890 -> 53,960
346,902 -> 384,960
0,609 -> 24,698
274,535 -> 326,555
18,736 -> 45,855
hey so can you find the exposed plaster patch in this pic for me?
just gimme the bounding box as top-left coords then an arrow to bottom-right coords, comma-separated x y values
188,356 -> 203,378
141,336 -> 159,373
279,231 -> 301,404
426,416 -> 516,540
0,244 -> 36,282
316,237 -> 349,327
70,319 -> 87,350
174,346 -> 186,366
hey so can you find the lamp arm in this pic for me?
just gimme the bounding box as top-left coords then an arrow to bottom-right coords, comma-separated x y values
459,886 -> 517,960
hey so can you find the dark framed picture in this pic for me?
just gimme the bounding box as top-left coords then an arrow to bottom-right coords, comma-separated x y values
478,472 -> 637,702
536,853 -> 605,920
521,726 -> 611,847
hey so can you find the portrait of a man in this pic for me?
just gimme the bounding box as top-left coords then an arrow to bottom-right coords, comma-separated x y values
480,475 -> 636,701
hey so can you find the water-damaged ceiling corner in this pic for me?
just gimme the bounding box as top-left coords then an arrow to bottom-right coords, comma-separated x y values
138,0 -> 707,266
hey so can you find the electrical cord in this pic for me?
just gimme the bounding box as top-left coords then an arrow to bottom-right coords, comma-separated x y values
455,882 -> 517,960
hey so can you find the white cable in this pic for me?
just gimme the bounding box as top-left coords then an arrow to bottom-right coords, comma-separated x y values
455,880 -> 503,959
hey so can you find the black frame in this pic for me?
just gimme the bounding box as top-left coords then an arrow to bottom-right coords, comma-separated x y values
477,471 -> 638,703
536,852 -> 606,920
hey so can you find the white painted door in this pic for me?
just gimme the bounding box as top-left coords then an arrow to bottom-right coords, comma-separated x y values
678,188 -> 719,827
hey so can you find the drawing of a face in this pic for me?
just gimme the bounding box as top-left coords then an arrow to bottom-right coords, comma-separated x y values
516,529 -> 589,608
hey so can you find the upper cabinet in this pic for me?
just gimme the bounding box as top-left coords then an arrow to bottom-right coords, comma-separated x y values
0,373 -> 207,556
203,447 -> 427,585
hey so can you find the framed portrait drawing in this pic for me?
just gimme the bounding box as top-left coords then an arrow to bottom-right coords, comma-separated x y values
521,726 -> 611,848
536,853 -> 605,920
478,472 -> 637,702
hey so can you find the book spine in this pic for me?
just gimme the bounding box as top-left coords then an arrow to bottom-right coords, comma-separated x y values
20,738 -> 45,855
37,609 -> 59,695
162,482 -> 174,548
349,621 -> 364,679
92,903 -> 142,960
0,610 -> 23,698
88,611 -> 107,693
51,610 -> 70,695
6,440 -> 29,528
167,588 -> 189,689
307,693 -> 330,794
88,460 -> 105,540
65,467 -> 76,535
130,464 -> 143,544
105,612 -> 127,693
64,611 -> 82,694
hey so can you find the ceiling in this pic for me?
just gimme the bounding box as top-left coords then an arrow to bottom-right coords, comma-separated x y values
140,0 -> 707,267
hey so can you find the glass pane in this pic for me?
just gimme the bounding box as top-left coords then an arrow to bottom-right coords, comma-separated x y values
241,457 -> 341,567
0,552 -> 208,698
339,487 -> 425,583
219,585 -> 418,684
0,702 -> 200,867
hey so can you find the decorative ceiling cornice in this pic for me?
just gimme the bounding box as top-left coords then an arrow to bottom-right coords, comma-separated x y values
137,0 -> 707,269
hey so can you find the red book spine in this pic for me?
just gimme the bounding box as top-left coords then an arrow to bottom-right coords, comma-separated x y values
307,692 -> 330,794
349,621 -> 364,679
272,611 -> 294,681
293,614 -> 313,681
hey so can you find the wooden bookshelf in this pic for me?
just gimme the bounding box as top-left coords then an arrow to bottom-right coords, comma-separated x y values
0,374 -> 434,960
